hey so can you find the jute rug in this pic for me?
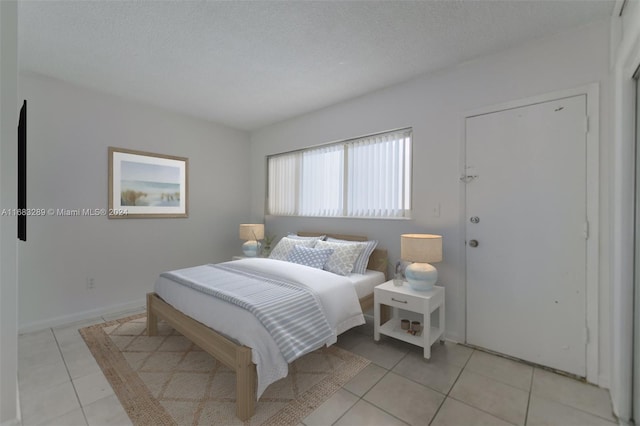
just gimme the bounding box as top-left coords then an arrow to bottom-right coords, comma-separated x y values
80,314 -> 370,426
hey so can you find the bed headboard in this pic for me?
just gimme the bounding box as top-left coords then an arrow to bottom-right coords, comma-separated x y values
296,232 -> 388,279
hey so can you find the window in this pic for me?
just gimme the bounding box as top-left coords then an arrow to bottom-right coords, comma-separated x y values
267,128 -> 411,218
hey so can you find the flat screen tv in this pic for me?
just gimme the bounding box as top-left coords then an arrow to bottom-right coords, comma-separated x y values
18,100 -> 26,241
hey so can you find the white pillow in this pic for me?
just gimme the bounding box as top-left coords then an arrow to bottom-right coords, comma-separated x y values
314,240 -> 364,276
268,237 -> 317,260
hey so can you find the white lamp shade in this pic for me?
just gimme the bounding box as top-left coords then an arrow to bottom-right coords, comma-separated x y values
401,234 -> 442,263
239,224 -> 264,241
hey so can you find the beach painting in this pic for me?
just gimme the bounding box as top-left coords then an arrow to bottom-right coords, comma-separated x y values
109,147 -> 188,218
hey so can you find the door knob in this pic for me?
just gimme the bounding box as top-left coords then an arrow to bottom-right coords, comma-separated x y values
469,239 -> 479,247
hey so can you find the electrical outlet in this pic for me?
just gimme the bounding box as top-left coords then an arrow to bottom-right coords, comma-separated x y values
87,277 -> 95,290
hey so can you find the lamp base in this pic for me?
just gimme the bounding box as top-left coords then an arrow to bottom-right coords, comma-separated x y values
242,240 -> 261,257
405,262 -> 437,291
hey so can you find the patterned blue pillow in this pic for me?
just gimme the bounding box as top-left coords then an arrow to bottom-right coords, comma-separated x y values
287,245 -> 334,269
314,240 -> 364,276
269,237 -> 317,260
326,238 -> 378,274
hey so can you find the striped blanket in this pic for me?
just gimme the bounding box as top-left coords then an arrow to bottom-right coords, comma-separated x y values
160,263 -> 333,362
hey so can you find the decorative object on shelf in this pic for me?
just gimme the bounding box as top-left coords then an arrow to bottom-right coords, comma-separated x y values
400,319 -> 410,330
401,234 -> 443,291
239,224 -> 264,257
411,321 -> 421,332
261,234 -> 276,257
393,261 -> 404,286
108,147 -> 188,219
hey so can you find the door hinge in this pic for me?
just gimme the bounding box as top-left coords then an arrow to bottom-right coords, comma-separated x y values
584,220 -> 589,240
584,327 -> 589,344
585,116 -> 589,134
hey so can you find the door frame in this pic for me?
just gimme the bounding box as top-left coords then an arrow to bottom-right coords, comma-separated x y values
460,83 -> 600,384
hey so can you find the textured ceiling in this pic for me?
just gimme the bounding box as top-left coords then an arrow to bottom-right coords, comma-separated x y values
18,1 -> 614,131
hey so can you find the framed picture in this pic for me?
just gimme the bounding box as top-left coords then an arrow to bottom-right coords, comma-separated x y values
108,147 -> 188,219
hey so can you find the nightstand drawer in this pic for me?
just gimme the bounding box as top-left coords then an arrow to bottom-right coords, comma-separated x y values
375,289 -> 423,312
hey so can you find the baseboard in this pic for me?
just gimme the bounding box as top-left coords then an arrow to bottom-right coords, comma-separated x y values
598,373 -> 610,389
18,298 -> 146,333
0,381 -> 22,426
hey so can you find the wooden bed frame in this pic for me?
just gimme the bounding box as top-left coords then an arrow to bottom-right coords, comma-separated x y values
147,233 -> 387,421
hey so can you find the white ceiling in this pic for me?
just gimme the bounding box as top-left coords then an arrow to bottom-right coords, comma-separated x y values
18,1 -> 614,131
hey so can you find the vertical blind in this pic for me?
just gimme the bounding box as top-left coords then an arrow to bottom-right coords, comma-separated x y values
267,128 -> 411,218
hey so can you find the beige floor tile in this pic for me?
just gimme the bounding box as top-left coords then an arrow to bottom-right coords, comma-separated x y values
343,363 -> 387,397
63,346 -> 102,379
53,318 -> 104,347
450,370 -> 528,425
527,395 -> 618,426
530,369 -> 616,422
40,407 -> 88,426
347,333 -> 411,369
465,350 -> 533,391
363,372 -> 445,425
302,388 -> 359,426
19,335 -> 64,370
392,350 -> 463,394
431,397 -> 514,426
19,328 -> 56,348
20,380 -> 80,426
18,313 -> 618,426
416,341 -> 474,367
334,400 -> 408,426
60,338 -> 92,358
83,394 -> 133,426
73,371 -> 115,407
18,356 -> 70,394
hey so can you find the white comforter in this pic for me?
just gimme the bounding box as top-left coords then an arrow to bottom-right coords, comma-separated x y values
154,257 -> 365,396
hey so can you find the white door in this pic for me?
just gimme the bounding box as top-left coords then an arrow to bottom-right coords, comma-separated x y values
465,94 -> 587,376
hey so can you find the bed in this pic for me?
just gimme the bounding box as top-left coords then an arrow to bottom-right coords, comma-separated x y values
146,232 -> 387,420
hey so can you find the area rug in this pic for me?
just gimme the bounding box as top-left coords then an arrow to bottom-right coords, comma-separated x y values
80,314 -> 369,426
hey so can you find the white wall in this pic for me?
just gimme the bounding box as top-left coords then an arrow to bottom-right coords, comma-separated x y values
0,1 -> 19,424
251,20 -> 612,383
18,73 -> 252,331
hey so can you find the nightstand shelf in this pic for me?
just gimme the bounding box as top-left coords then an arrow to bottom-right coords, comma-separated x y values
374,280 -> 445,359
377,322 -> 441,347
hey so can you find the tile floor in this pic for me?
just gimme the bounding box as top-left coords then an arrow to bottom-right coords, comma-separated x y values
18,310 -> 617,426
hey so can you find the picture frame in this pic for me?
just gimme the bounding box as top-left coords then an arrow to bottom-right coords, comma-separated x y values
108,147 -> 188,219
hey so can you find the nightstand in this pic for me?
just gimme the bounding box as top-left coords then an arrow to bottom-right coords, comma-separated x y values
374,280 -> 445,359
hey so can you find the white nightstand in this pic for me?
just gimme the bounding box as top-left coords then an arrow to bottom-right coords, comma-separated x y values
374,280 -> 445,359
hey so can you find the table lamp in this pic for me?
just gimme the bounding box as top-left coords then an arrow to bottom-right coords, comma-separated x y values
401,234 -> 442,291
239,224 -> 264,257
